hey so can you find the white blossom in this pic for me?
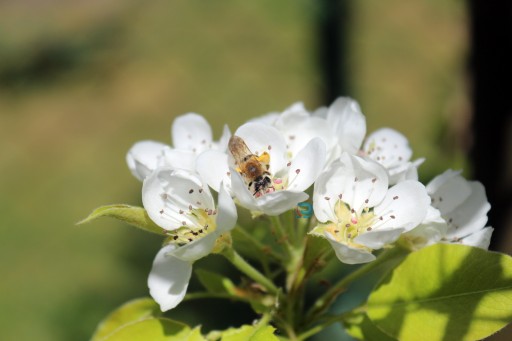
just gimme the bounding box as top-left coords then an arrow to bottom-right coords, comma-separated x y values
143,168 -> 237,311
310,153 -> 430,264
402,170 -> 493,250
362,128 -> 424,185
126,113 -> 230,180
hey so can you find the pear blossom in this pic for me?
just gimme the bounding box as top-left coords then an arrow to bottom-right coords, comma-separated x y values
425,170 -> 492,249
143,167 -> 237,311
126,113 -> 230,180
199,122 -> 327,215
310,153 -> 430,264
362,128 -> 424,185
272,102 -> 340,163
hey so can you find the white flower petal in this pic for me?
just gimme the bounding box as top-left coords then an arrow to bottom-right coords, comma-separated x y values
196,150 -> 231,193
216,184 -> 237,233
404,224 -> 446,249
363,128 -> 412,169
235,122 -> 287,174
373,180 -> 430,231
286,138 -> 326,192
143,168 -> 214,230
313,166 -> 340,223
126,140 -> 168,181
444,181 -> 490,239
172,113 -> 213,152
427,170 -> 472,213
314,154 -> 388,218
171,232 -> 218,262
354,228 -> 405,249
148,244 -> 192,311
217,125 -> 232,151
255,190 -> 309,216
327,97 -> 366,154
161,149 -> 197,171
325,233 -> 376,264
247,112 -> 279,125
312,106 -> 328,118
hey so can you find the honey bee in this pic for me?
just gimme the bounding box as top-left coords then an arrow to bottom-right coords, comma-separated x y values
228,135 -> 273,197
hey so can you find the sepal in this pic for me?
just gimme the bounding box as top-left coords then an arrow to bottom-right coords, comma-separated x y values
78,204 -> 165,235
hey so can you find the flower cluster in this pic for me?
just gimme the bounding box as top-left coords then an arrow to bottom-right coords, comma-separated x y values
126,98 -> 493,311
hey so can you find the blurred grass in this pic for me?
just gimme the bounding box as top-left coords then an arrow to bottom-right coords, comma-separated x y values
0,1 -> 468,340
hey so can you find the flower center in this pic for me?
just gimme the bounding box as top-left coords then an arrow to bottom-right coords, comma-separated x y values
166,208 -> 217,246
324,200 -> 376,247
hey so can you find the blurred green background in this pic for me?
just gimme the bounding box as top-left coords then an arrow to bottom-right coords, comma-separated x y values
0,0 -> 485,340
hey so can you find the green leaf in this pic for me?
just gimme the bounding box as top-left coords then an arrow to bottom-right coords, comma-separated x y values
78,204 -> 165,235
220,324 -> 278,341
195,269 -> 236,295
344,311 -> 397,341
367,244 -> 512,341
101,317 -> 205,341
91,298 -> 161,341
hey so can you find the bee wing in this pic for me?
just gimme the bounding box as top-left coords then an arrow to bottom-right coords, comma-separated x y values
228,135 -> 254,165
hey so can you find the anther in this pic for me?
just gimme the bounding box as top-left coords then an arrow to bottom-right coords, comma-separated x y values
325,197 -> 330,200
390,215 -> 396,219
295,169 -> 301,174
393,196 -> 399,200
189,189 -> 194,194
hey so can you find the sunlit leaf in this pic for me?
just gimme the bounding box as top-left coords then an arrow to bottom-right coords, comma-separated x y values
195,269 -> 236,294
343,311 -> 396,341
78,204 -> 165,235
92,297 -> 161,341
101,317 -> 205,341
367,244 -> 512,341
220,324 -> 278,341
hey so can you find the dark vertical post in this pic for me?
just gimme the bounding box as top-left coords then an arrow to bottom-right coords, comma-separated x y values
468,0 -> 512,251
315,0 -> 350,103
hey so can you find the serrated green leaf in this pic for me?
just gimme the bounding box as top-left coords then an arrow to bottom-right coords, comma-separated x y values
78,204 -> 165,235
344,311 -> 397,341
221,324 -> 278,341
102,317 -> 205,341
367,244 -> 512,341
195,269 -> 236,295
92,297 -> 161,341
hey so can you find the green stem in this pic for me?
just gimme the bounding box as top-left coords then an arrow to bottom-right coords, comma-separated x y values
306,246 -> 408,322
297,308 -> 364,340
184,292 -> 251,303
221,247 -> 279,295
270,215 -> 294,258
233,224 -> 283,261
